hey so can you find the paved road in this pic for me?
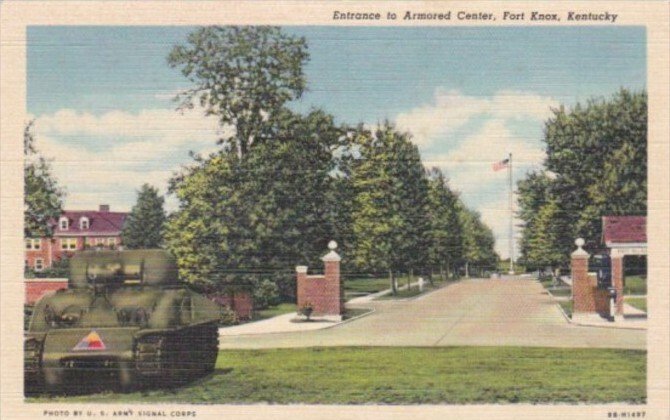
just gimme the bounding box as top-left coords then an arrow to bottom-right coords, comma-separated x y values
219,277 -> 646,350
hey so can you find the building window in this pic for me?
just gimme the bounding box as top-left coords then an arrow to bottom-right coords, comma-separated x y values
25,238 -> 41,250
80,217 -> 90,230
59,217 -> 69,230
107,237 -> 116,246
60,238 -> 77,250
34,259 -> 44,271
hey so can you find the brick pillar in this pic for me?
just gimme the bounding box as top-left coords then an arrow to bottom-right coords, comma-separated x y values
296,265 -> 308,310
571,238 -> 592,316
322,241 -> 343,316
611,256 -> 624,319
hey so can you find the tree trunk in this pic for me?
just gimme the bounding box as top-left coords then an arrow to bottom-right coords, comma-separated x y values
408,269 -> 413,290
465,261 -> 470,278
389,270 -> 397,295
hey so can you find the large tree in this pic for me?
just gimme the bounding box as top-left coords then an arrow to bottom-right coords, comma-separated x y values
166,26 -> 328,297
349,122 -> 431,292
165,109 -> 344,297
121,184 -> 167,249
459,206 -> 498,277
168,26 -> 309,158
426,168 -> 463,280
24,121 -> 65,238
518,89 -> 647,270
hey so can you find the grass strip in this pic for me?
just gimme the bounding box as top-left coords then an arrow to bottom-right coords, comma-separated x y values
30,346 -> 645,404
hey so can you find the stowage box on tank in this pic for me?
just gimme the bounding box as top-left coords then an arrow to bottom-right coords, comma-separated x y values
25,249 -> 220,392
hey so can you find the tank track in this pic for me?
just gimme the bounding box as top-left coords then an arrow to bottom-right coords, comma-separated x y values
135,322 -> 219,384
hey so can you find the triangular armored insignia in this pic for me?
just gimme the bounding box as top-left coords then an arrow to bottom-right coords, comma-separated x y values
73,330 -> 106,351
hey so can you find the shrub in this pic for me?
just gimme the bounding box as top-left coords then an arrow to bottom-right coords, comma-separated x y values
25,256 -> 70,279
298,302 -> 314,321
253,279 -> 280,309
219,305 -> 239,326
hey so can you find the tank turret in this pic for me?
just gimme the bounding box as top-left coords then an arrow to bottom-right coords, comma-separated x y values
25,249 -> 220,393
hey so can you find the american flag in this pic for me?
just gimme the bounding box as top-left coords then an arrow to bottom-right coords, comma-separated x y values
492,158 -> 510,172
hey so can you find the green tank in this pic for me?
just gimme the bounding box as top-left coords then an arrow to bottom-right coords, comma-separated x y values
24,249 -> 220,392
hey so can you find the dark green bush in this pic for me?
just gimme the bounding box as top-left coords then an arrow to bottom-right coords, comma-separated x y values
219,305 -> 239,326
253,279 -> 280,309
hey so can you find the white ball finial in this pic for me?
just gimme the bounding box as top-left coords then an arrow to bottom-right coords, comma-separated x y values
571,237 -> 589,258
328,240 -> 338,251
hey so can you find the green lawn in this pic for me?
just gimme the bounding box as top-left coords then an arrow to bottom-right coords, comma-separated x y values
29,347 -> 646,404
547,288 -> 572,298
559,301 -> 573,318
624,275 -> 647,295
376,281 -> 442,300
343,277 -> 395,300
538,276 -> 571,300
625,297 -> 647,312
253,303 -> 297,321
376,287 -> 423,300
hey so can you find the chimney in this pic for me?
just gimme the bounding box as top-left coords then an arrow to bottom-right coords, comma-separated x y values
99,204 -> 110,212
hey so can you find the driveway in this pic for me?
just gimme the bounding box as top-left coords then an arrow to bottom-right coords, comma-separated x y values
219,277 -> 646,350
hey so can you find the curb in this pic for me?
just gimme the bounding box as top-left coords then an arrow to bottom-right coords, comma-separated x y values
555,301 -> 572,324
320,307 -> 375,330
373,278 -> 461,302
569,318 -> 647,331
545,282 -> 646,330
218,307 -> 375,338
554,302 -> 647,331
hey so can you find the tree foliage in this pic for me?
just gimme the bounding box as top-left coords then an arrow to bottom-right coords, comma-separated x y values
518,88 -> 647,270
426,168 -> 463,278
459,206 -> 498,276
165,109 -> 344,297
121,183 -> 167,249
168,26 -> 309,158
24,121 -> 65,238
349,122 -> 430,278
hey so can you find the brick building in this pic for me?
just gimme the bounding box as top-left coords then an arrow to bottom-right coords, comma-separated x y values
25,204 -> 127,272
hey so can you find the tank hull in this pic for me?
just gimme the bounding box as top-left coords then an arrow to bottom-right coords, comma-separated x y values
26,322 -> 218,392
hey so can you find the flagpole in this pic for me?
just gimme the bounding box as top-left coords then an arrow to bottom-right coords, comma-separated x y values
508,152 -> 514,275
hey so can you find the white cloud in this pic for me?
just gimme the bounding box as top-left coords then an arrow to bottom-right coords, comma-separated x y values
31,108 -> 226,212
395,89 -> 558,148
34,108 -> 226,141
422,119 -> 545,195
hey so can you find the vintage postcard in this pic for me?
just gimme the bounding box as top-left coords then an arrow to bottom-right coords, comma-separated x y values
1,1 -> 668,419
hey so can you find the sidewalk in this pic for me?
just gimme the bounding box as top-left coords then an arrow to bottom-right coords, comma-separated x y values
219,312 -> 345,337
220,279 -> 425,336
569,303 -> 647,330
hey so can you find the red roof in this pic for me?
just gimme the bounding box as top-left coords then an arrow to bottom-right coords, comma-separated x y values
54,210 -> 127,236
602,216 -> 646,244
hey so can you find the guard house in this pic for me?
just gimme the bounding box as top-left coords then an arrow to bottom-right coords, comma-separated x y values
602,216 -> 647,319
570,216 -> 646,322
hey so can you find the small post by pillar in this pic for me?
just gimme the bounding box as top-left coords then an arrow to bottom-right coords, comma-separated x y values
611,255 -> 625,321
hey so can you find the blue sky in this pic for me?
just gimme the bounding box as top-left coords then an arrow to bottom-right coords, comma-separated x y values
27,26 -> 646,258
